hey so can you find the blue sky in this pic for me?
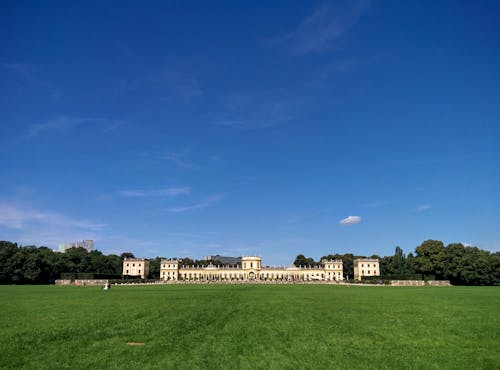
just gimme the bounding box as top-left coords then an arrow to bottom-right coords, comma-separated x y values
1,0 -> 499,264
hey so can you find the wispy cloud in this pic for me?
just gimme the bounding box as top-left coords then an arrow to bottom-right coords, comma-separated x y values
162,150 -> 199,169
415,204 -> 431,212
1,62 -> 61,99
26,116 -> 121,138
215,93 -> 305,129
0,201 -> 105,230
0,201 -> 106,247
119,187 -> 191,198
270,0 -> 370,55
385,158 -> 448,167
165,194 -> 224,213
160,68 -> 202,101
116,68 -> 202,102
1,63 -> 36,76
339,215 -> 361,225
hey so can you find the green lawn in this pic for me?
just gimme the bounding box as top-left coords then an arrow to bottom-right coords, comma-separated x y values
0,285 -> 498,369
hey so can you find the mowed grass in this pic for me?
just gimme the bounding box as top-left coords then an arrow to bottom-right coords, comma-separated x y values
0,285 -> 499,369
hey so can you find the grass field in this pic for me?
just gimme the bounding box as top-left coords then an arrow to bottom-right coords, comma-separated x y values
0,285 -> 499,369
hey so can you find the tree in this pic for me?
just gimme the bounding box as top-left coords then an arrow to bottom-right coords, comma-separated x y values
149,257 -> 165,279
321,253 -> 354,279
405,252 -> 416,274
293,254 -> 316,267
414,240 -> 446,278
393,247 -> 406,274
120,252 -> 135,260
0,241 -> 18,283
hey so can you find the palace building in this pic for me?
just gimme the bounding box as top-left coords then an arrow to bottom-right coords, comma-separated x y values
159,256 -> 344,282
122,258 -> 150,279
353,258 -> 380,280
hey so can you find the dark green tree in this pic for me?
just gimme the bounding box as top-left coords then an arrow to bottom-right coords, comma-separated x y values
414,240 -> 446,278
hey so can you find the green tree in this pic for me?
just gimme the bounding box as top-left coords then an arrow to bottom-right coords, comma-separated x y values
414,240 -> 446,278
393,246 -> 406,274
0,241 -> 18,283
293,254 -> 316,267
149,257 -> 165,279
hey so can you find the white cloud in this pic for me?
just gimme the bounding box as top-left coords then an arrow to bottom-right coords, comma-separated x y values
161,68 -> 202,101
270,0 -> 370,55
26,116 -> 121,138
165,195 -> 224,213
1,62 -> 61,99
0,201 -> 106,247
116,68 -> 202,103
215,93 -> 305,129
339,215 -> 361,225
118,187 -> 191,198
162,150 -> 198,169
0,201 -> 105,230
416,204 -> 431,212
1,62 -> 36,76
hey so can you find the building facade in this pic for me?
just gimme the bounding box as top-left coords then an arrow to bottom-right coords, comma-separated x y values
58,240 -> 94,253
122,258 -> 150,279
353,258 -> 380,280
160,256 -> 343,282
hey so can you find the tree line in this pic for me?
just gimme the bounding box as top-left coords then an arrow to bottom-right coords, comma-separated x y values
0,241 -> 123,284
1,239 -> 498,285
293,240 -> 500,285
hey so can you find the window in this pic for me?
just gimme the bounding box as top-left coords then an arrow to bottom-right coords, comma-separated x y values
126,270 -> 129,273
126,263 -> 129,267
368,270 -> 370,274
361,264 -> 364,267
362,270 -> 364,274
138,269 -> 141,274
251,262 -> 253,268
133,263 -> 135,267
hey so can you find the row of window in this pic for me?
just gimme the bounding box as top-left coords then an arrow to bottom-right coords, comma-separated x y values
326,265 -> 342,269
361,270 -> 377,275
162,271 -> 177,276
125,263 -> 142,268
243,262 -> 260,269
125,269 -> 142,274
360,263 -> 377,268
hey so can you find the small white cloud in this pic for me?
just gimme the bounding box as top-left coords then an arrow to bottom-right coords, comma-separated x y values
270,0 -> 369,55
119,187 -> 191,198
416,204 -> 431,212
340,215 -> 361,225
165,195 -> 224,213
162,150 -> 198,169
26,116 -> 120,138
161,68 -> 202,101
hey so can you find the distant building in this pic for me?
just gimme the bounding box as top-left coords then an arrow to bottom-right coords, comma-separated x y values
159,256 -> 343,282
58,240 -> 94,253
204,255 -> 242,265
159,259 -> 179,281
122,258 -> 150,279
353,258 -> 380,280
